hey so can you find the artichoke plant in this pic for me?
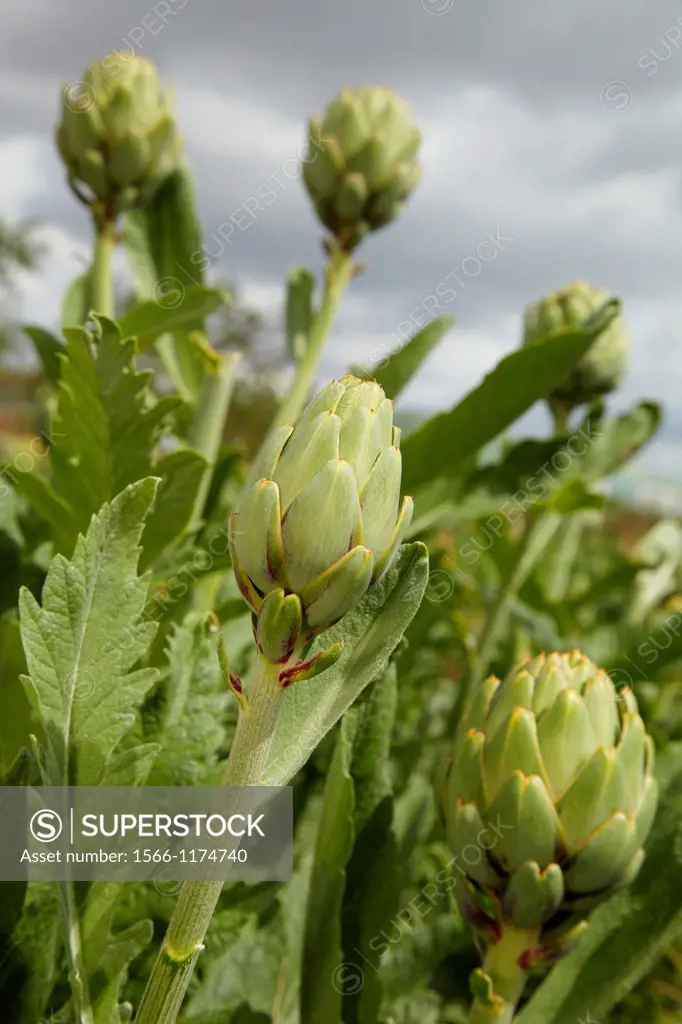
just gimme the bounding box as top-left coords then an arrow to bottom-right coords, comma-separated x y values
522,279 -> 630,415
302,86 -> 422,251
57,52 -> 180,218
439,651 -> 658,1022
229,374 -> 413,670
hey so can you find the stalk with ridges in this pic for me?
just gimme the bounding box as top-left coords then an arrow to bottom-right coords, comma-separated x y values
468,924 -> 539,1023
187,351 -> 240,535
91,212 -> 116,318
272,246 -> 354,431
134,650 -> 289,1024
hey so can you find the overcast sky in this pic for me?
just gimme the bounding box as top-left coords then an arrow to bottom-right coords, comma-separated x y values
1,0 -> 682,477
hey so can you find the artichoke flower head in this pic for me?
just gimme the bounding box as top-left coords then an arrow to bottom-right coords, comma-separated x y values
57,51 -> 180,218
439,651 -> 658,944
302,86 -> 422,251
522,280 -> 629,412
229,375 -> 413,666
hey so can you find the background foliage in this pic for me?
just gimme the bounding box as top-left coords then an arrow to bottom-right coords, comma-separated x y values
0,62 -> 681,1024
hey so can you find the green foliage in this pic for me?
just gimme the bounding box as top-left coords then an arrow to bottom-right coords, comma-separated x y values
353,315 -> 454,400
144,612 -> 229,786
301,704 -> 357,1024
123,163 -> 210,400
9,316 -> 205,561
401,302 -> 620,492
118,285 -> 228,352
1,54 -> 679,1024
19,479 -> 160,786
0,617 -> 31,771
263,542 -> 429,785
61,269 -> 93,328
22,326 -> 65,383
81,883 -> 153,1024
0,883 -> 61,1024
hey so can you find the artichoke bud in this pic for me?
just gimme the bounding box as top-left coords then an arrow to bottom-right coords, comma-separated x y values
302,86 -> 422,251
57,52 -> 180,218
231,375 -> 413,669
522,280 -> 630,412
438,651 -> 658,947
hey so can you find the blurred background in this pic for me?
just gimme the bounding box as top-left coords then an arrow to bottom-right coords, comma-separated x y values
1,0 -> 682,509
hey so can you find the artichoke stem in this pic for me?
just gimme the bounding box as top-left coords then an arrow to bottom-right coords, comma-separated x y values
187,351 -> 240,538
457,511 -> 561,745
272,245 -> 354,431
91,210 -> 116,318
468,923 -> 539,1024
135,649 -> 292,1024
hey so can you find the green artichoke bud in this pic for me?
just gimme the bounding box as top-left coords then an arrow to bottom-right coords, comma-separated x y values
522,280 -> 630,412
57,52 -> 180,217
439,651 -> 657,939
230,375 -> 413,665
302,86 -> 422,251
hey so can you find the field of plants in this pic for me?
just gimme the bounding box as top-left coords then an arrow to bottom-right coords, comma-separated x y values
1,51 -> 682,1024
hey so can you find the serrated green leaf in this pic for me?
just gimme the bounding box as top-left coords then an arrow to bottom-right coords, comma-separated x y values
16,316 -> 189,556
19,479 -> 160,786
146,612 -> 229,785
22,325 -> 66,383
401,304 -> 619,492
50,317 -> 182,535
353,316 -> 454,400
118,285 -> 228,352
262,542 -> 429,786
140,449 -> 208,569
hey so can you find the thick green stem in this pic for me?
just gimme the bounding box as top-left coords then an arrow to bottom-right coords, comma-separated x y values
457,512 -> 561,743
468,924 -> 538,1023
58,881 -> 94,1024
134,653 -> 286,1024
91,215 -> 115,318
273,247 -> 354,430
187,352 -> 240,535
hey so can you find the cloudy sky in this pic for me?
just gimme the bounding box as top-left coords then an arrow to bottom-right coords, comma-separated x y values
2,0 -> 682,478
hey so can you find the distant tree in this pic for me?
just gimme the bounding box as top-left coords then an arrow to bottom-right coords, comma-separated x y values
0,218 -> 42,285
0,218 -> 44,359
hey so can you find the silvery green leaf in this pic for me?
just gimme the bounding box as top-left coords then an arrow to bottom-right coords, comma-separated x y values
19,479 -> 160,787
